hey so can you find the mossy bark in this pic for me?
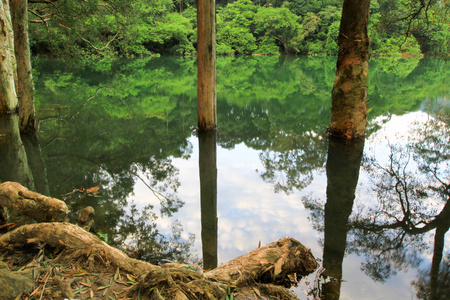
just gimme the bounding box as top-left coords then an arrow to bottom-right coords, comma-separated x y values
329,0 -> 371,139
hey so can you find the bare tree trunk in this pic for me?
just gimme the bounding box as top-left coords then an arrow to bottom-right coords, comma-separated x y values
205,237 -> 317,286
197,0 -> 216,131
0,0 -> 18,113
11,0 -> 37,133
329,0 -> 371,139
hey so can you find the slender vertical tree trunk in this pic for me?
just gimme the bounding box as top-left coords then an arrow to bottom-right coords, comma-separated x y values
197,0 -> 216,131
0,0 -> 18,113
329,0 -> 371,139
11,0 -> 36,133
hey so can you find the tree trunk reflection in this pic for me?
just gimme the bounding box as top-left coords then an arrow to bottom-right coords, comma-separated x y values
321,136 -> 364,299
0,115 -> 34,189
198,130 -> 218,270
21,133 -> 49,196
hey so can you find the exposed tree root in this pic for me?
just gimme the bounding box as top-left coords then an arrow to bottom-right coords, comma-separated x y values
205,237 -> 317,287
0,182 -> 318,299
0,181 -> 68,226
0,222 -> 317,299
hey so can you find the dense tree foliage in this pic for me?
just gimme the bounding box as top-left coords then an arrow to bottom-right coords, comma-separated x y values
27,0 -> 449,57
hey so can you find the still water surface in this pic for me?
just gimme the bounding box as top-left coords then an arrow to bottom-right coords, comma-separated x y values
10,56 -> 450,298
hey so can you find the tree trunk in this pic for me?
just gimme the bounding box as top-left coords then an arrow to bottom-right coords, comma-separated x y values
11,0 -> 37,133
329,0 -> 371,139
197,0 -> 216,131
0,0 -> 18,113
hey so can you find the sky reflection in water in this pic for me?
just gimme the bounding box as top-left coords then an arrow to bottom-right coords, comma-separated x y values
129,110 -> 449,299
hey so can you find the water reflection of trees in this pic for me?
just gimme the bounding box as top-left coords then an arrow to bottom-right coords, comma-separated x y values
35,60 -> 199,264
351,113 -> 449,299
259,133 -> 327,193
300,109 -> 449,299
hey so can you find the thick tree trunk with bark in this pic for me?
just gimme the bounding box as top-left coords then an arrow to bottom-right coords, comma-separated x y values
11,0 -> 37,133
0,0 -> 18,113
329,0 -> 371,139
197,0 -> 216,131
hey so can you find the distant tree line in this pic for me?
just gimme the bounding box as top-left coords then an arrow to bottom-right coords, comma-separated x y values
28,0 -> 449,58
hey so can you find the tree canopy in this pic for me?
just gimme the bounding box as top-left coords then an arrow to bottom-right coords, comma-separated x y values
27,0 -> 449,58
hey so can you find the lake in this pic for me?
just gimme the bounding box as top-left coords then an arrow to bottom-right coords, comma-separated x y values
3,55 -> 450,299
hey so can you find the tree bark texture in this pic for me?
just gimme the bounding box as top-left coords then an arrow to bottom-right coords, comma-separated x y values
197,0 -> 216,131
11,0 -> 37,133
0,181 -> 69,225
0,0 -> 18,113
329,0 -> 371,139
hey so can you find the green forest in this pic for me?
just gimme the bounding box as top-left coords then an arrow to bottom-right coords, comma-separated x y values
28,0 -> 450,58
